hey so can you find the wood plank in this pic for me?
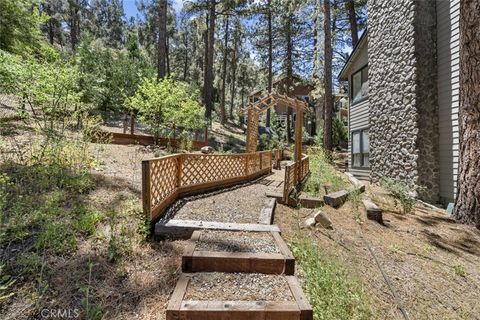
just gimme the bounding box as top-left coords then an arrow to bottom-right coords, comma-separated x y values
178,300 -> 300,320
181,231 -> 201,272
186,251 -> 287,274
271,231 -> 295,275
166,274 -> 190,320
362,198 -> 383,223
286,276 -> 313,320
259,199 -> 276,224
298,194 -> 324,209
155,219 -> 281,239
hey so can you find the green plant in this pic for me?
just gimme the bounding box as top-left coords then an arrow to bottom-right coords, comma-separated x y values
126,76 -> 204,144
290,234 -> 372,319
0,264 -> 15,302
348,189 -> 362,222
73,205 -> 102,236
303,147 -> 347,197
453,263 -> 467,277
36,221 -> 77,254
80,262 -> 103,320
332,117 -> 348,149
389,244 -> 401,254
382,178 -> 416,214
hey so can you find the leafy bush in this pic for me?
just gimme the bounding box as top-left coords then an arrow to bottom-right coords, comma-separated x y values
382,178 -> 416,214
126,77 -> 204,143
332,117 -> 348,149
303,147 -> 346,196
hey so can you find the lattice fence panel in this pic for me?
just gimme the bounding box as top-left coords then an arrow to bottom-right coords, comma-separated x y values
149,156 -> 179,209
181,154 -> 246,187
247,153 -> 261,175
261,152 -> 271,170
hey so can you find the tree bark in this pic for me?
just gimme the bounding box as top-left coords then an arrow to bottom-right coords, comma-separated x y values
220,16 -> 229,125
266,0 -> 273,128
202,13 -> 208,104
454,0 -> 480,228
286,13 -> 293,143
323,0 -> 333,150
68,0 -> 79,52
229,27 -> 238,120
345,0 -> 358,47
204,0 -> 216,121
183,32 -> 189,81
157,0 -> 167,80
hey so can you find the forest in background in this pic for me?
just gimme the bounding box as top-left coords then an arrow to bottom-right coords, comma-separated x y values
0,0 -> 367,138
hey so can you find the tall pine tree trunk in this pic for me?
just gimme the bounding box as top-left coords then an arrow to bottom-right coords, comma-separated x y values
183,32 -> 189,81
323,0 -> 333,150
68,0 -> 79,52
157,0 -> 167,80
266,0 -> 273,128
220,16 -> 229,125
229,29 -> 238,120
454,0 -> 480,228
204,0 -> 216,121
286,15 -> 293,143
345,0 -> 358,47
202,13 -> 209,104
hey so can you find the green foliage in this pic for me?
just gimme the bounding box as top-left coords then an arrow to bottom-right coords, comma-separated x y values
332,118 -> 348,149
126,76 -> 205,142
76,35 -> 154,114
303,147 -> 346,196
0,49 -> 83,137
290,234 -> 372,320
0,264 -> 15,302
73,205 -> 102,236
453,263 -> 467,277
0,0 -> 44,53
382,178 -> 416,214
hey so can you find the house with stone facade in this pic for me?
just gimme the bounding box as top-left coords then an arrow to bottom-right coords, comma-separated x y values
338,0 -> 460,205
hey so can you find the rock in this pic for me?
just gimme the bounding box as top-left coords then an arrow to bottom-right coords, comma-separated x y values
314,211 -> 332,229
201,146 -> 214,154
305,218 -> 316,228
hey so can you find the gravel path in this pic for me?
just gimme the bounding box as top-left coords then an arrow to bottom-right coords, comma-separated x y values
195,231 -> 280,254
185,273 -> 293,301
174,183 -> 272,223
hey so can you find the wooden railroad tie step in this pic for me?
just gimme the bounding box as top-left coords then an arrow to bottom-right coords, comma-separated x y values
166,273 -> 313,320
182,230 -> 295,275
259,199 -> 276,225
155,219 -> 281,239
363,198 -> 383,223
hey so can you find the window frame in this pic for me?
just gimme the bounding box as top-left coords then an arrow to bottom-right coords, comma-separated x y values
351,128 -> 370,169
350,64 -> 368,105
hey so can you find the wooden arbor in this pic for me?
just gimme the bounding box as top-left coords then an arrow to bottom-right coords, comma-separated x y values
245,92 -> 308,163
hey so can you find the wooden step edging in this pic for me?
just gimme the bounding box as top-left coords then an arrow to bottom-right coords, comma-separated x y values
259,199 -> 276,225
166,273 -> 313,320
182,230 -> 295,275
155,219 -> 281,239
266,191 -> 324,209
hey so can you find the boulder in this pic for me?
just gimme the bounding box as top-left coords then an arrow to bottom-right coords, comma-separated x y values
314,211 -> 332,229
201,146 -> 214,154
305,217 -> 316,228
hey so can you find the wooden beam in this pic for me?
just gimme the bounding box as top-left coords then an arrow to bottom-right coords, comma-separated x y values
259,199 -> 276,225
286,276 -> 313,320
166,274 -> 190,320
155,219 -> 281,239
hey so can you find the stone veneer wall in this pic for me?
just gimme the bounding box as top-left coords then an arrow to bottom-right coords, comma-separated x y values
368,0 -> 440,202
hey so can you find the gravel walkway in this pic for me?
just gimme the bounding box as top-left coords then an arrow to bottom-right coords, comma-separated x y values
184,273 -> 293,301
195,231 -> 280,254
174,183 -> 272,223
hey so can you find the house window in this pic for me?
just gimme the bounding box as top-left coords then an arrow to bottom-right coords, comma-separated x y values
352,129 -> 369,168
351,65 -> 368,104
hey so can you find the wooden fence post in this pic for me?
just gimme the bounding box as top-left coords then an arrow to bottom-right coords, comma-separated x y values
260,152 -> 263,170
142,160 -> 151,219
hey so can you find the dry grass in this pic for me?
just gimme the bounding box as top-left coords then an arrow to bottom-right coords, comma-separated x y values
276,183 -> 480,319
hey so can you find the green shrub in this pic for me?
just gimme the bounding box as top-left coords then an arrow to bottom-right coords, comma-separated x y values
382,178 -> 416,214
36,221 -> 77,254
303,147 -> 346,196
